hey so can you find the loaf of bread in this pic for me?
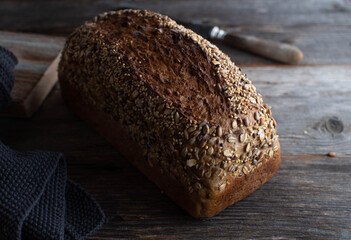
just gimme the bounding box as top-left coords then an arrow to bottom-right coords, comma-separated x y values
58,9 -> 280,218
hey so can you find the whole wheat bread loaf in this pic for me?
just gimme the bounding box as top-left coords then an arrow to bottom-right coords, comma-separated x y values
58,9 -> 280,218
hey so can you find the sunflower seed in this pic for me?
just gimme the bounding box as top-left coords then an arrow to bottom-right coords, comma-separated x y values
181,147 -> 188,157
259,131 -> 265,142
273,118 -> 277,127
205,170 -> 212,178
266,107 -> 271,115
209,137 -> 218,145
189,137 -> 196,145
202,124 -> 209,135
131,90 -> 139,99
228,136 -> 236,143
195,182 -> 202,190
194,147 -> 199,160
207,146 -> 214,155
268,149 -> 274,158
209,126 -> 217,134
257,118 -> 261,126
219,183 -> 226,192
212,60 -> 220,65
214,168 -> 223,177
186,159 -> 197,167
243,117 -> 249,127
259,151 -> 264,160
228,164 -> 236,172
254,112 -> 260,121
249,97 -> 256,103
245,143 -> 251,152
243,166 -> 249,175
187,126 -> 196,133
184,130 -> 189,140
273,142 -> 279,151
200,139 -> 207,148
223,149 -> 232,157
199,120 -> 207,128
237,128 -> 245,135
270,121 -> 274,129
200,149 -> 206,158
175,112 -> 179,123
253,149 -> 260,157
191,130 -> 201,138
217,126 -> 223,137
163,109 -> 171,115
221,161 -> 228,169
239,133 -> 247,143
232,120 -> 238,129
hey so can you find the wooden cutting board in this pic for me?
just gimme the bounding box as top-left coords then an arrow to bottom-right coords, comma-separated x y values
0,31 -> 64,117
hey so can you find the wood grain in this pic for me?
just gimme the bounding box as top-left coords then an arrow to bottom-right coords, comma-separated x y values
1,1 -> 351,66
0,31 -> 64,64
1,64 -> 349,155
76,154 -> 350,239
219,24 -> 351,66
0,32 -> 64,117
1,0 -> 350,34
0,85 -> 349,239
1,54 -> 60,117
0,1 -> 350,239
245,65 -> 351,155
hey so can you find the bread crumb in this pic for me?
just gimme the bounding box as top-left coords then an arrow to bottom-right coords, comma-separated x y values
327,152 -> 337,157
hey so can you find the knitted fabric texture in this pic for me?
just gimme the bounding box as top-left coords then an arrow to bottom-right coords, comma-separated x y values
0,46 -> 17,109
0,46 -> 105,240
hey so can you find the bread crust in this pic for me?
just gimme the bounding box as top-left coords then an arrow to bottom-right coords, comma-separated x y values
59,9 -> 281,217
60,80 -> 280,217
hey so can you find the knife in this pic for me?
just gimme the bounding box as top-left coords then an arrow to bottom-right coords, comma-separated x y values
114,7 -> 303,64
178,21 -> 303,64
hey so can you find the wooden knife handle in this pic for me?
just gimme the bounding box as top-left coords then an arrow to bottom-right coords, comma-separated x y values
211,26 -> 303,64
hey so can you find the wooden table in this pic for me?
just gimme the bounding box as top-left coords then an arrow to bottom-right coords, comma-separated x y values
1,0 -> 350,239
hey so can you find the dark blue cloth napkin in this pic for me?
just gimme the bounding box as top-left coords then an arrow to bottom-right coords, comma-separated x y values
0,46 -> 105,240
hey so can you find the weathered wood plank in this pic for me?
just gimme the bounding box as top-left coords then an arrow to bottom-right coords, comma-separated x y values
0,31 -> 64,65
220,24 -> 351,66
0,85 -> 349,238
70,154 -> 351,239
0,1 -> 349,239
0,31 -> 64,102
0,77 -> 349,239
1,2 -> 351,66
0,32 -> 349,151
244,65 -> 351,155
1,0 -> 350,35
129,0 -> 351,27
0,64 -> 350,154
0,32 -> 64,117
